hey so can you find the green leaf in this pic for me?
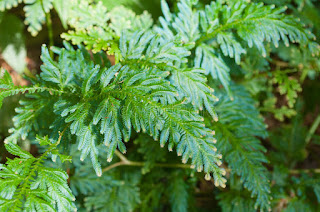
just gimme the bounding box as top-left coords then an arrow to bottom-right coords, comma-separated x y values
40,45 -> 75,88
24,0 -> 53,36
218,190 -> 256,212
314,184 -> 320,203
4,142 -> 33,159
58,154 -> 72,163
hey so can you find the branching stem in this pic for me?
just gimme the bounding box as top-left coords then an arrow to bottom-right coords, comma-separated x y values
289,168 -> 320,174
305,114 -> 320,144
102,150 -> 192,173
102,150 -> 320,175
40,0 -> 54,58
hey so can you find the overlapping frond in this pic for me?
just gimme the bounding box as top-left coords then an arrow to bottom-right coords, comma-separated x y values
156,0 -> 200,45
171,68 -> 218,120
119,31 -> 221,119
196,1 -> 319,94
157,0 -> 319,95
218,190 -> 256,212
1,1 -> 318,211
6,42 -> 223,183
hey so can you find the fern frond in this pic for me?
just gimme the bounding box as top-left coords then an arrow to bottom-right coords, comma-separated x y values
0,68 -> 14,89
158,0 -> 318,95
171,68 -> 218,120
0,0 -> 21,11
5,95 -> 56,143
60,0 -> 119,58
213,85 -> 270,210
108,6 -> 153,36
194,44 -> 231,95
198,1 -> 316,54
61,28 -> 115,53
0,69 -> 65,109
156,0 -> 199,45
24,0 -> 53,36
40,45 -> 74,88
84,172 -> 141,212
168,171 -> 189,212
0,139 -> 76,212
115,88 -> 225,185
67,0 -> 109,30
218,190 -> 256,212
120,31 -> 189,66
61,2 -> 154,62
118,31 -> 221,118
0,0 -> 58,36
31,44 -> 225,182
272,70 -> 302,108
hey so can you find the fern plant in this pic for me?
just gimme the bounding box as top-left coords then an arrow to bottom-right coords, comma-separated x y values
0,135 -> 75,211
1,0 -> 320,211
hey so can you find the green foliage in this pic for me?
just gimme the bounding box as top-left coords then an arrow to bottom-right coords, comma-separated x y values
262,97 -> 297,121
24,0 -> 53,36
0,0 -> 53,36
213,85 -> 270,209
0,137 -> 76,211
61,1 -> 155,62
156,0 -> 319,96
108,6 -> 153,36
218,190 -> 256,212
267,105 -> 320,211
84,172 -> 141,212
272,70 -> 302,108
0,0 -> 320,211
99,0 -> 163,19
167,171 -> 189,212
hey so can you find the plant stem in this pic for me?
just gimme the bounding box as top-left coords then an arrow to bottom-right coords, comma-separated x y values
102,150 -> 192,173
102,150 -> 320,175
305,114 -> 320,144
289,168 -> 320,174
40,0 -> 54,58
